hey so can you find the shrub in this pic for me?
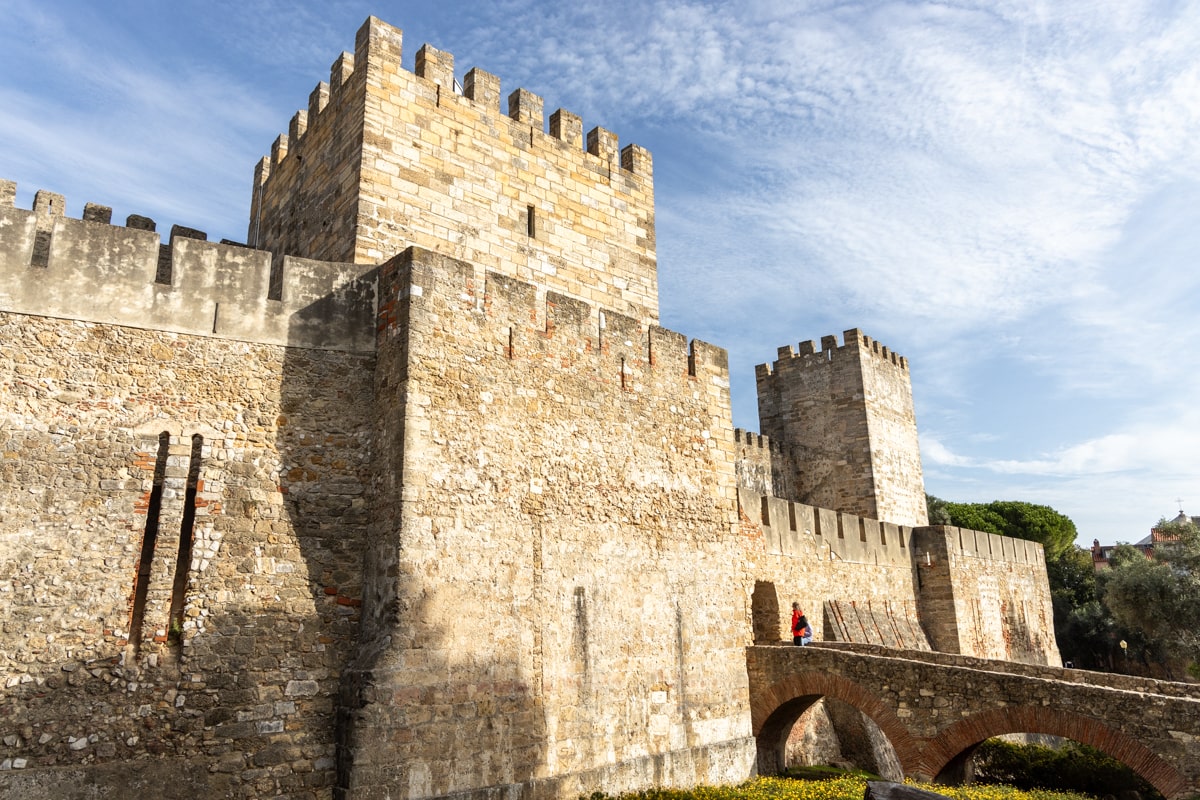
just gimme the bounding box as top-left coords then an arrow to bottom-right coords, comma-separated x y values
972,739 -> 1163,800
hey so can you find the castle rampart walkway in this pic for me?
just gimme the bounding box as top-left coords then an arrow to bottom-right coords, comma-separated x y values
747,643 -> 1200,800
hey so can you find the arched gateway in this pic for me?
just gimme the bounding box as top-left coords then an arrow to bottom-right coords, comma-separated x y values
747,644 -> 1200,800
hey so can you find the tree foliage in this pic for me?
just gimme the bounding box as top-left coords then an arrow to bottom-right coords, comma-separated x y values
935,499 -> 1078,561
972,738 -> 1162,800
1101,518 -> 1200,664
1045,545 -> 1096,613
926,494 -> 953,526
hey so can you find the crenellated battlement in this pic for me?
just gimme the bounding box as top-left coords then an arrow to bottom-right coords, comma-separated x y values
375,246 -> 725,401
254,18 -> 650,194
250,17 -> 660,324
738,488 -> 914,566
755,326 -> 927,527
916,524 -> 1045,567
756,328 -> 909,379
0,180 -> 376,352
733,428 -> 783,453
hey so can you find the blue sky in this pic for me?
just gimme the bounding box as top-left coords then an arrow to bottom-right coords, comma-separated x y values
3,0 -> 1198,545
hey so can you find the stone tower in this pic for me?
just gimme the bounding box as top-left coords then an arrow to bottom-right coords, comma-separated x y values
248,17 -> 658,323
756,328 -> 928,527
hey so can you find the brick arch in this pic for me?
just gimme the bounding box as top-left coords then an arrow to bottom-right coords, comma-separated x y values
751,670 -> 923,776
921,705 -> 1188,800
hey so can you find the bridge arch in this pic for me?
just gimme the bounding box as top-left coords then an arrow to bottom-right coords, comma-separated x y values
921,705 -> 1187,800
751,670 -> 922,777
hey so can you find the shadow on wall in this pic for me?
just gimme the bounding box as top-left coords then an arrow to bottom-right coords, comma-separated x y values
0,298 -> 373,797
0,277 -> 551,799
785,698 -> 903,780
752,581 -> 782,644
756,692 -> 903,781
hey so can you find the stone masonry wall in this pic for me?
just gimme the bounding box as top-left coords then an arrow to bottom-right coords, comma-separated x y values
756,330 -> 927,528
737,489 -> 926,650
733,429 -> 776,497
857,334 -> 927,528
913,526 -> 1060,666
337,248 -> 754,800
0,183 -> 377,353
736,490 -> 1057,664
252,18 -> 658,324
0,309 -> 374,799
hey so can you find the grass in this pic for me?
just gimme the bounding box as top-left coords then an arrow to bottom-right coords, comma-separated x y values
581,774 -> 1100,800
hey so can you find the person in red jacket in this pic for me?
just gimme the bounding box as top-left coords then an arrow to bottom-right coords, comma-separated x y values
791,602 -> 812,645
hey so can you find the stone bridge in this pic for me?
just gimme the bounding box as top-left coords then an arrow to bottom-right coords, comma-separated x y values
747,643 -> 1200,799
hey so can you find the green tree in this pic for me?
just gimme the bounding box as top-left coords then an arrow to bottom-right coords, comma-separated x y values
1047,544 -> 1097,612
1057,599 -> 1118,668
1045,545 -> 1104,665
1101,518 -> 1200,668
938,499 -> 1077,561
925,494 -> 952,525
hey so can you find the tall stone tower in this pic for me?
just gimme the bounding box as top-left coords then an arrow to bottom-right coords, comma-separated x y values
248,17 -> 658,323
756,328 -> 928,527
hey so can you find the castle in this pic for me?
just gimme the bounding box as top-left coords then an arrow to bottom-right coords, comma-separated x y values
0,17 -> 1058,800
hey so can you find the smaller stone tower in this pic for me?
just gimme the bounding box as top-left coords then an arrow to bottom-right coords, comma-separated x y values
756,328 -> 928,527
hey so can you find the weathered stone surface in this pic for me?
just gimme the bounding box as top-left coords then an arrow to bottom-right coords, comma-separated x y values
756,331 -> 927,528
250,20 -> 657,324
0,314 -> 372,797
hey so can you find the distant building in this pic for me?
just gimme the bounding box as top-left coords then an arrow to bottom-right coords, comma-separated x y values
1092,511 -> 1197,570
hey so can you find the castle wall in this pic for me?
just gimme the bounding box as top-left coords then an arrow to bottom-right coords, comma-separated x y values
755,330 -> 927,527
736,489 -> 927,650
0,185 -> 377,352
736,490 -> 1057,664
0,12 -> 1066,797
857,335 -> 928,528
733,428 -> 776,496
914,526 -> 1060,665
0,307 -> 374,797
338,247 -> 753,800
252,18 -> 658,324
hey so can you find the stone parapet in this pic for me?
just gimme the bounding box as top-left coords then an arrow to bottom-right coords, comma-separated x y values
0,188 -> 376,352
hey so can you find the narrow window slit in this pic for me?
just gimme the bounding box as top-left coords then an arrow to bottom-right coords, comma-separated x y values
31,231 -> 51,268
526,205 -> 537,238
130,432 -> 170,654
167,434 -> 203,647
